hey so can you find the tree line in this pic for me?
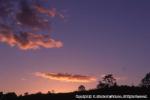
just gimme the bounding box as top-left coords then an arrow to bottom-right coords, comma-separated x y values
78,72 -> 150,91
0,72 -> 150,100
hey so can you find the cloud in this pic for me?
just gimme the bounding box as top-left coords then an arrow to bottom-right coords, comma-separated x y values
0,0 -> 64,50
34,4 -> 65,19
0,0 -> 12,18
34,4 -> 56,17
35,72 -> 96,83
0,30 -> 63,50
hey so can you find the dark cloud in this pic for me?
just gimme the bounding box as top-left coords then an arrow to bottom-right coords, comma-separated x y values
0,0 -> 63,50
0,0 -> 12,18
16,0 -> 47,29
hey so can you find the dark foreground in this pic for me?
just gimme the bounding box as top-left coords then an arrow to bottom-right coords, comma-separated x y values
0,86 -> 150,100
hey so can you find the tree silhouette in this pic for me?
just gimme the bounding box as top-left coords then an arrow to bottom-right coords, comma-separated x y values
24,92 -> 29,96
103,74 -> 116,87
97,74 -> 117,89
141,72 -> 150,88
47,91 -> 51,94
78,85 -> 86,91
3,92 -> 17,100
0,92 -> 3,100
0,92 -> 3,96
97,81 -> 106,89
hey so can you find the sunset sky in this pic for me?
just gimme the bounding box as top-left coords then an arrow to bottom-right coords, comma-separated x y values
0,0 -> 150,95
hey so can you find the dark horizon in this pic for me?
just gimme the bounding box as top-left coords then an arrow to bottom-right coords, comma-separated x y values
0,73 -> 150,99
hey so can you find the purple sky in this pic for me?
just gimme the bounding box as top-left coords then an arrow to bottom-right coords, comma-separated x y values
0,0 -> 150,95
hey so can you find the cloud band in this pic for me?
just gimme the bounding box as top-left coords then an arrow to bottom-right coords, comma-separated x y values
35,72 -> 96,83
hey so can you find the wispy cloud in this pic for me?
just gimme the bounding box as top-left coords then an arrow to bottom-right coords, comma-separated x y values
35,72 -> 96,83
34,5 -> 65,19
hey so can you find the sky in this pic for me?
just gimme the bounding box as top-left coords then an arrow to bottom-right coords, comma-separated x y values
0,0 -> 150,95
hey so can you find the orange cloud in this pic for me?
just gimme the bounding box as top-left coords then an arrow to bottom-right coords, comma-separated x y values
35,72 -> 96,83
0,0 -> 64,50
34,4 -> 64,19
0,31 -> 63,50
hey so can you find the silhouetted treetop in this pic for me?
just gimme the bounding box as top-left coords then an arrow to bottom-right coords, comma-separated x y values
141,72 -> 150,88
97,74 -> 117,89
78,85 -> 86,91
